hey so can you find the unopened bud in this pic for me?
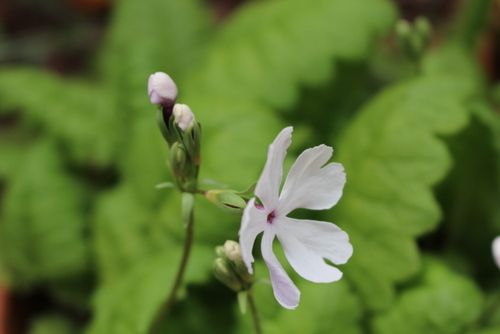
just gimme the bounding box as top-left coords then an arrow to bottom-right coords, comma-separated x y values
223,240 -> 241,262
414,17 -> 431,42
493,236 -> 500,269
205,189 -> 247,213
214,258 -> 243,292
213,240 -> 253,292
173,104 -> 195,131
148,72 -> 178,108
170,142 -> 187,179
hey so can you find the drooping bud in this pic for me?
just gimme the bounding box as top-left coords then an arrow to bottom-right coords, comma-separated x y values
173,104 -> 195,131
213,240 -> 254,292
148,72 -> 178,108
205,189 -> 247,213
493,236 -> 500,269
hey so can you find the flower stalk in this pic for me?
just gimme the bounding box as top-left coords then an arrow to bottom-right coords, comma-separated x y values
247,289 -> 263,334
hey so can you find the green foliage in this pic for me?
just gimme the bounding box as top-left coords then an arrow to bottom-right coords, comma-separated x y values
0,0 -> 498,333
0,140 -> 89,287
331,76 -> 476,310
372,258 -> 484,334
0,69 -> 117,165
184,0 -> 395,187
29,314 -> 78,334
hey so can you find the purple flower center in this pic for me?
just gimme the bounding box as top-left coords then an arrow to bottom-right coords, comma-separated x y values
267,211 -> 276,224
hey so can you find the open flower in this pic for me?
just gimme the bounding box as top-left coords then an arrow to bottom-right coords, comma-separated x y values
493,236 -> 500,269
239,126 -> 352,309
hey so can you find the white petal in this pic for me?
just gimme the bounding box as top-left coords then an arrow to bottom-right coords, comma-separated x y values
278,144 -> 345,215
261,231 -> 300,309
277,217 -> 352,283
238,198 -> 266,274
255,127 -> 293,209
493,236 -> 500,269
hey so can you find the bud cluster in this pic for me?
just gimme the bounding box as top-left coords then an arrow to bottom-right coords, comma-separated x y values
214,241 -> 254,292
148,72 -> 201,192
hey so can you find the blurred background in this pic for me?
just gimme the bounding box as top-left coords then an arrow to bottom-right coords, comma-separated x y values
0,0 -> 499,333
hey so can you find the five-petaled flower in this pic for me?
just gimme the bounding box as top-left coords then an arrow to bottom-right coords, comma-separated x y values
239,126 -> 353,309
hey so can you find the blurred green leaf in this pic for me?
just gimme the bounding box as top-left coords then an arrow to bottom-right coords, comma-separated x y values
236,262 -> 362,334
0,69 -> 118,165
29,314 -> 78,334
436,104 -> 500,282
372,258 -> 484,334
332,76 -> 477,309
0,140 -> 89,287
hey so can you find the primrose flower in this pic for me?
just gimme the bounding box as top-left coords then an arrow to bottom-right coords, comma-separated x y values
173,103 -> 195,131
493,236 -> 500,269
239,127 -> 352,309
148,72 -> 178,108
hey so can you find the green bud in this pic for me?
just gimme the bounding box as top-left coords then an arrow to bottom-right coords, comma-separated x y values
214,258 -> 243,292
215,245 -> 225,258
205,189 -> 247,213
213,241 -> 254,292
414,17 -> 432,43
182,121 -> 201,167
169,142 -> 187,179
395,20 -> 411,41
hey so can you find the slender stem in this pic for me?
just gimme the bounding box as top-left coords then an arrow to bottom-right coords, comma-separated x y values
150,193 -> 195,333
247,289 -> 263,334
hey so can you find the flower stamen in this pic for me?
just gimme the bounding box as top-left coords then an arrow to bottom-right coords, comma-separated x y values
267,211 -> 276,224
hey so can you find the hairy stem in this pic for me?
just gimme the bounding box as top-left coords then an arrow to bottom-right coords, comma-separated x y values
150,193 -> 195,333
247,289 -> 263,334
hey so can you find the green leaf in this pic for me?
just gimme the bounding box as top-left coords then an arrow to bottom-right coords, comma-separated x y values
372,259 -> 484,334
0,68 -> 118,165
182,0 -> 395,196
86,248 -> 179,334
436,103 -> 500,282
331,76 -> 477,309
184,0 -> 395,111
0,140 -> 89,287
236,263 -> 362,334
87,240 -> 212,334
29,314 -> 78,334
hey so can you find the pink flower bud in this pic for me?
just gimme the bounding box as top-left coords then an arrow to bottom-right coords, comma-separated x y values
148,72 -> 178,107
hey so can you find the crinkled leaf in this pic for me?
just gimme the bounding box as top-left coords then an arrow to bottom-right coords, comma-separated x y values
372,259 -> 484,334
185,0 -> 395,187
331,76 -> 477,309
0,68 -> 118,165
0,141 -> 89,287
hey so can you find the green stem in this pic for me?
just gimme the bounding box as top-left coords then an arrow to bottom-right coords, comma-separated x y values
150,193 -> 195,333
247,289 -> 263,334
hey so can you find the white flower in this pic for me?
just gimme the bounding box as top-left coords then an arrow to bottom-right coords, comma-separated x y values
148,72 -> 178,106
239,127 -> 352,309
173,103 -> 195,131
493,236 -> 500,269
